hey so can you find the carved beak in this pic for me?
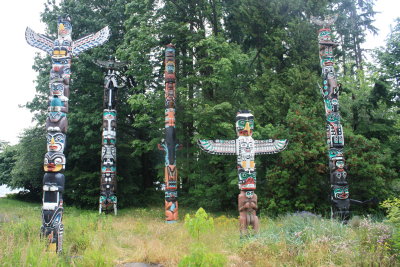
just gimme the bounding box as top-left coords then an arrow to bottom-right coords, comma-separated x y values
243,122 -> 251,135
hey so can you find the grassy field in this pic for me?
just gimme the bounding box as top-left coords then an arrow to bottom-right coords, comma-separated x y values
0,198 -> 398,267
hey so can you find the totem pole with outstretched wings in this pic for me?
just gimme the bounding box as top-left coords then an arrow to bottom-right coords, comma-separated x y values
198,111 -> 288,235
26,15 -> 110,252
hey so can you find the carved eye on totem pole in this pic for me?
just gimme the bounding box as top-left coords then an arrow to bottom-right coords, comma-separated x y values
245,191 -> 254,199
52,57 -> 70,66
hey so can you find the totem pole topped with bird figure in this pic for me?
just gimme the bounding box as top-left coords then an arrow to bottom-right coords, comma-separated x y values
25,15 -> 110,252
198,111 -> 288,235
94,56 -> 128,215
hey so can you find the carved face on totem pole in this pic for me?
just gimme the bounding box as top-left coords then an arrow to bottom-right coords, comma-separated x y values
165,45 -> 176,83
46,96 -> 68,134
46,132 -> 66,152
327,123 -> 344,148
49,96 -> 68,113
44,152 -> 66,172
332,184 -> 349,200
236,111 -> 254,136
165,82 -> 175,107
57,16 -> 72,39
50,62 -> 71,83
318,28 -> 333,43
50,82 -> 70,98
103,110 -> 116,139
101,145 -> 116,166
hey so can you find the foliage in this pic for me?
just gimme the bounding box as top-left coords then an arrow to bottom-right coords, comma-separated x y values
0,0 -> 393,215
8,127 -> 46,198
381,198 -> 400,256
184,207 -> 214,241
0,144 -> 17,186
178,243 -> 227,267
181,208 -> 226,266
381,198 -> 400,225
0,199 -> 398,266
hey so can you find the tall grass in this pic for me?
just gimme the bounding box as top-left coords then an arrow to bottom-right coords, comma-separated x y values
0,199 -> 398,266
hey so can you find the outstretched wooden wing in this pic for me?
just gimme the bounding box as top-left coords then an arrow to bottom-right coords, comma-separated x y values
72,26 -> 111,56
197,140 -> 236,155
25,27 -> 54,55
94,59 -> 128,69
254,139 -> 288,155
310,15 -> 338,27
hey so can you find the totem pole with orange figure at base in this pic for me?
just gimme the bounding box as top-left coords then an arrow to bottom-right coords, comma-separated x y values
158,44 -> 179,223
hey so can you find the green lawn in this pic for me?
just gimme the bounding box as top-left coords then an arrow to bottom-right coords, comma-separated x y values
0,198 -> 397,266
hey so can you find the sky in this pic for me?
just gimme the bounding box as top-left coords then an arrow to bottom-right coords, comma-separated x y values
0,0 -> 399,146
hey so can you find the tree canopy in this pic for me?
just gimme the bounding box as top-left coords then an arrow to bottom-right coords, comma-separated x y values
1,0 -> 398,215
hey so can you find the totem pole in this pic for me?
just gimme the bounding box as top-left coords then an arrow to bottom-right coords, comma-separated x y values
198,111 -> 288,235
94,56 -> 128,215
25,15 -> 110,252
158,44 -> 179,223
311,15 -> 350,221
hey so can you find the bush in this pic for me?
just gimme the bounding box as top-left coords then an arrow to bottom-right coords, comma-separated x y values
381,198 -> 400,256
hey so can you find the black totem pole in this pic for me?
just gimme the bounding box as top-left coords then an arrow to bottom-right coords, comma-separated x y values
158,44 -> 179,223
95,57 -> 128,215
26,15 -> 110,252
311,15 -> 350,221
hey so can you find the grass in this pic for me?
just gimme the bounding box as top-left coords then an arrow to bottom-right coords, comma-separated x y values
0,198 -> 398,266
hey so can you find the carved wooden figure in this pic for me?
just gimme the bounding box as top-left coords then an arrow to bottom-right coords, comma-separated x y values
311,15 -> 350,222
158,44 -> 180,223
198,111 -> 287,235
95,56 -> 127,215
26,15 -> 110,252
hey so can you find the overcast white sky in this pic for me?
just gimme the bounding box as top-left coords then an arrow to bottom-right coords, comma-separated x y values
0,0 -> 399,145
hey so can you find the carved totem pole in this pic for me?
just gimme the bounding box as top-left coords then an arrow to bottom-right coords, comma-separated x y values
198,111 -> 288,235
311,15 -> 350,221
158,44 -> 179,223
95,57 -> 127,215
25,15 -> 110,252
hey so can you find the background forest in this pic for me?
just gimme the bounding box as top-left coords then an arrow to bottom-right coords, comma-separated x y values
0,0 -> 399,216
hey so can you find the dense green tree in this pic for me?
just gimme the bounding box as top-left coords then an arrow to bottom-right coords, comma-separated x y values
0,143 -> 17,186
9,127 -> 46,198
3,0 -> 396,215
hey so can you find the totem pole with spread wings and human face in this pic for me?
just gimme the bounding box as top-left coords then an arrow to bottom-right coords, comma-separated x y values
94,56 -> 128,215
158,44 -> 180,223
198,111 -> 288,235
311,15 -> 350,221
26,15 -> 110,252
